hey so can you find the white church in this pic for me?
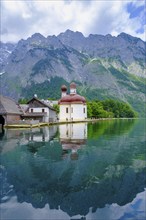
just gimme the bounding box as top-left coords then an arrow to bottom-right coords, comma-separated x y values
58,82 -> 87,122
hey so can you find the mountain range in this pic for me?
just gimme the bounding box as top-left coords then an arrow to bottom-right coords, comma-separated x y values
0,30 -> 145,116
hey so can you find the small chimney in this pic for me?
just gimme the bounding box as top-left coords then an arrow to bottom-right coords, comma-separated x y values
61,85 -> 67,97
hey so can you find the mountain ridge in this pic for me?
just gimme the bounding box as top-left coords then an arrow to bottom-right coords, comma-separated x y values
0,30 -> 145,116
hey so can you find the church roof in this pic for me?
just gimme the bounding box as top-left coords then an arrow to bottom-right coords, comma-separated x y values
59,82 -> 86,104
61,85 -> 67,92
59,94 -> 86,104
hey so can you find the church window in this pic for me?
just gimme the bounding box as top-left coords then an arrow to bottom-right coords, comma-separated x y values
83,108 -> 85,113
66,129 -> 69,137
66,108 -> 68,113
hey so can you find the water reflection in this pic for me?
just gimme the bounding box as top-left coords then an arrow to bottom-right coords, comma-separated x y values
60,123 -> 87,160
0,128 -> 5,139
0,126 -> 58,154
0,119 -> 146,219
28,126 -> 58,142
87,118 -> 136,139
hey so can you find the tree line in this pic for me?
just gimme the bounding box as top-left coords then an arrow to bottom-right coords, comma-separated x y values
87,99 -> 137,118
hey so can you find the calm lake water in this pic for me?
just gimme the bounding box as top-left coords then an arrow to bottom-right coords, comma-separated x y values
0,119 -> 146,220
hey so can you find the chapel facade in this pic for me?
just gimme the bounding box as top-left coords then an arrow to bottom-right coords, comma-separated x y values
58,82 -> 87,122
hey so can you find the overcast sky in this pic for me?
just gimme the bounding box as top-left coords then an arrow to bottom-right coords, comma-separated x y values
1,0 -> 145,43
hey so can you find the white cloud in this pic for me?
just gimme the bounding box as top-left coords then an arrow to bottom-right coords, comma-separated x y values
1,0 -> 145,42
131,0 -> 145,7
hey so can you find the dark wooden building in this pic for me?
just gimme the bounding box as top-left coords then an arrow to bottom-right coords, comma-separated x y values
0,95 -> 22,125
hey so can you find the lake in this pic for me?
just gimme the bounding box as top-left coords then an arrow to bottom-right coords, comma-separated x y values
0,119 -> 146,220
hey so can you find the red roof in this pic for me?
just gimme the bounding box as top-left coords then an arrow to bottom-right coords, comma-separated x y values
59,94 -> 86,104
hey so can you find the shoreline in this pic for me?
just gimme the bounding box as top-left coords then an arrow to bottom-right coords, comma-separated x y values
3,118 -> 139,129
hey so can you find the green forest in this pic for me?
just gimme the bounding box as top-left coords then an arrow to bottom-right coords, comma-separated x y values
87,99 -> 137,118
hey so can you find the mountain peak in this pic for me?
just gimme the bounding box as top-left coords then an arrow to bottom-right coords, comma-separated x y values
118,32 -> 142,42
30,33 -> 46,40
58,29 -> 84,38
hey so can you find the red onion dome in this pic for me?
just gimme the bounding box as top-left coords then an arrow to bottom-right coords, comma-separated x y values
59,94 -> 86,104
61,85 -> 67,92
70,82 -> 76,89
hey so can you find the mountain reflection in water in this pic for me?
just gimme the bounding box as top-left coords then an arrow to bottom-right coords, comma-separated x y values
0,119 -> 146,220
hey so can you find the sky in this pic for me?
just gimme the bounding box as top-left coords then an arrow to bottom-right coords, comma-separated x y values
1,0 -> 146,43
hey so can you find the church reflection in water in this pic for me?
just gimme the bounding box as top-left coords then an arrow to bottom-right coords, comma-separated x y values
59,123 -> 87,160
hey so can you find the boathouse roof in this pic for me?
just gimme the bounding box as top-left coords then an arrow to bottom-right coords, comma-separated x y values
0,95 -> 22,115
